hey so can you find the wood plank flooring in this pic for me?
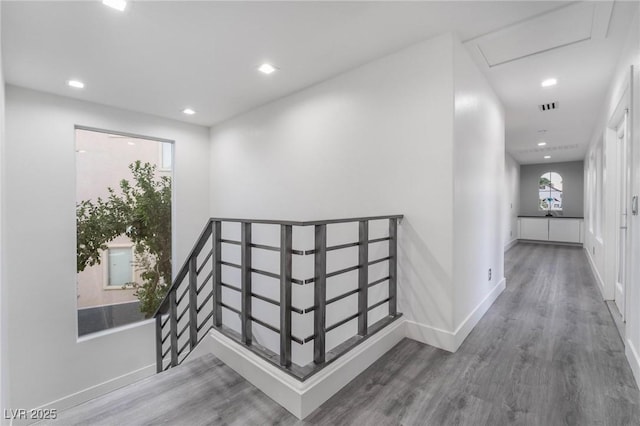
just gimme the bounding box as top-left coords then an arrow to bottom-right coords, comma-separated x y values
45,243 -> 640,425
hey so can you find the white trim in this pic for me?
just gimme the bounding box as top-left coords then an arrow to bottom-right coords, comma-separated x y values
626,338 -> 640,389
10,364 -> 156,425
504,239 -> 518,252
451,278 -> 506,350
207,319 -> 405,419
405,278 -> 505,352
404,320 -> 456,352
584,246 -> 607,300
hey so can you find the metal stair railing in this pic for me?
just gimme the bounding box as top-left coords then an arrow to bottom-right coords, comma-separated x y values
153,215 -> 403,380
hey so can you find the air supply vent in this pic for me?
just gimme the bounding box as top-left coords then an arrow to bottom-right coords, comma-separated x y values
539,101 -> 558,111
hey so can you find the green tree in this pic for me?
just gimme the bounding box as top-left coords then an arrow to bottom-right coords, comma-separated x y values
539,176 -> 551,188
77,161 -> 171,317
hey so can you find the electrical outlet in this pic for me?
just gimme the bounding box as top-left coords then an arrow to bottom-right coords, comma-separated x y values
488,268 -> 492,281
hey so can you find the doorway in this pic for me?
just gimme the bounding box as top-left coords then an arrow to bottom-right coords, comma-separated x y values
614,111 -> 629,322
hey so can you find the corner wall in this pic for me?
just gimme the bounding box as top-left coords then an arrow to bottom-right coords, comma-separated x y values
210,32 -> 506,354
210,33 -> 456,343
3,86 -> 210,413
452,37 -> 506,345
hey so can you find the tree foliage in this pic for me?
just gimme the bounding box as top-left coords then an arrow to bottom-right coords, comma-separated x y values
77,161 -> 171,317
539,177 -> 551,188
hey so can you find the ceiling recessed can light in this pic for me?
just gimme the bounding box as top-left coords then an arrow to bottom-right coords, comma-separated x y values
102,0 -> 127,11
258,63 -> 277,75
541,78 -> 557,87
182,108 -> 196,115
544,155 -> 551,159
68,80 -> 85,89
538,142 -> 547,146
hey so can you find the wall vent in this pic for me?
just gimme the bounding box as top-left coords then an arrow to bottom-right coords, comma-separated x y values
539,101 -> 558,111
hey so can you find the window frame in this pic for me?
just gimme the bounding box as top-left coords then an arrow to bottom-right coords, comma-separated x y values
102,244 -> 136,290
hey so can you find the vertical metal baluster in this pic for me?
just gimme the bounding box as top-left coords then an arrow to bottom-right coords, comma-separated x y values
213,221 -> 222,327
389,218 -> 398,317
155,315 -> 163,373
314,224 -> 327,364
358,220 -> 369,336
188,256 -> 198,349
169,290 -> 178,367
280,224 -> 293,367
241,222 -> 253,345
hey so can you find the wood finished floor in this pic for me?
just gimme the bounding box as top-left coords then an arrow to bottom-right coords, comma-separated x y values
46,243 -> 640,425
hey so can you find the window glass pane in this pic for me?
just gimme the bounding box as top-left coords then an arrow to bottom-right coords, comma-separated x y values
539,172 -> 563,211
108,247 -> 132,286
161,142 -> 172,170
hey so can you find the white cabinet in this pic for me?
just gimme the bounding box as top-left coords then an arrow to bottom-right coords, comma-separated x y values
549,219 -> 582,243
518,217 -> 583,243
519,218 -> 549,240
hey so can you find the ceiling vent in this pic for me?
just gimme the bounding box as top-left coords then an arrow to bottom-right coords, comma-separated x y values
539,101 -> 558,111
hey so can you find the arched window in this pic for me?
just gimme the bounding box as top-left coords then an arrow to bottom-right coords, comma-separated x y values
539,171 -> 563,211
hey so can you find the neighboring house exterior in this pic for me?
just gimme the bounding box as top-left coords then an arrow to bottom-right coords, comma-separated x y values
539,183 -> 563,210
75,129 -> 171,326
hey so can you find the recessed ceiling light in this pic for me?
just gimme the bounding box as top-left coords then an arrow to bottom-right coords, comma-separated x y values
127,141 -> 136,146
541,78 -> 557,87
544,155 -> 551,159
182,108 -> 196,115
102,0 -> 127,12
258,63 -> 277,75
538,142 -> 547,146
68,80 -> 85,89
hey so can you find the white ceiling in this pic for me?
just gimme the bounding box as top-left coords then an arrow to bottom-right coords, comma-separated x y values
2,1 -> 637,165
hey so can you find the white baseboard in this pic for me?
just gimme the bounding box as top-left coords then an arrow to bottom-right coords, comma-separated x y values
584,247 -> 607,299
504,239 -> 518,252
405,278 -> 505,353
207,318 -> 405,419
626,339 -> 640,389
404,320 -> 456,352
452,278 -> 506,350
10,364 -> 156,426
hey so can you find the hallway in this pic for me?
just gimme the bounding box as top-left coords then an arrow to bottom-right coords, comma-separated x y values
47,244 -> 640,425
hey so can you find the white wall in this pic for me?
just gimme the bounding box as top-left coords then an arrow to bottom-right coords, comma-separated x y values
504,153 -> 520,248
210,32 -> 506,354
3,86 -> 210,413
0,2 -> 8,422
452,38 -> 506,336
210,33 -> 456,348
583,7 -> 640,384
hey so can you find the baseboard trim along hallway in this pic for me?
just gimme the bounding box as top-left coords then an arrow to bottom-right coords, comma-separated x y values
405,278 -> 506,352
207,278 -> 506,419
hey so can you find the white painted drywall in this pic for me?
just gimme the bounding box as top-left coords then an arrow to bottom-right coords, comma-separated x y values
3,86 -> 210,412
452,37 -> 506,334
210,32 -> 456,358
0,3 -> 8,422
505,153 -> 520,248
583,7 -> 640,386
210,32 -> 506,358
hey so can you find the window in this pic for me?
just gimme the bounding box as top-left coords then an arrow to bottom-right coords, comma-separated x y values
539,172 -> 563,211
160,142 -> 173,171
76,128 -> 173,336
106,246 -> 134,288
